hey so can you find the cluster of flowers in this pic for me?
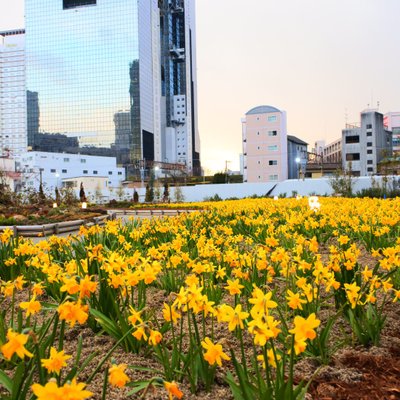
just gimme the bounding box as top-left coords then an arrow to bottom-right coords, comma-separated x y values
0,197 -> 399,398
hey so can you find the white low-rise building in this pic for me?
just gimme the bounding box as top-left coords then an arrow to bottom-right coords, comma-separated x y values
19,151 -> 125,193
0,156 -> 21,191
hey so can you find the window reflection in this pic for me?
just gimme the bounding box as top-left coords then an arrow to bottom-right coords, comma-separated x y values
26,0 -> 139,163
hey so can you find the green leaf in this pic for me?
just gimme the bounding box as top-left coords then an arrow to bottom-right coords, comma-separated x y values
11,363 -> 25,400
126,381 -> 151,395
0,370 -> 12,393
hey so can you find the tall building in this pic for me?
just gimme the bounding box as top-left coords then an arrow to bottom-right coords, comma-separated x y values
384,112 -> 400,155
342,109 -> 392,176
242,105 -> 288,183
0,29 -> 27,158
159,0 -> 200,174
25,0 -> 200,175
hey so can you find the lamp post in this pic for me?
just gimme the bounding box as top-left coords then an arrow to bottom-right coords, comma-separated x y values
295,157 -> 301,180
55,172 -> 60,189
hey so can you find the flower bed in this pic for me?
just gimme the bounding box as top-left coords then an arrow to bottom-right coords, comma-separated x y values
0,205 -> 105,226
0,198 -> 399,399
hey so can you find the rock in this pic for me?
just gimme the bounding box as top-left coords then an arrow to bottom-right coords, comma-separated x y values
12,214 -> 26,222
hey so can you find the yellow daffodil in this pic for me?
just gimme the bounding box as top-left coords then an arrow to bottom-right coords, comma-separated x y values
41,347 -> 71,375
108,363 -> 130,388
1,328 -> 33,360
201,337 -> 230,366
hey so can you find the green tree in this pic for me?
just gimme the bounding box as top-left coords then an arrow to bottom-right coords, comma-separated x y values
212,172 -> 228,184
145,170 -> 155,202
329,162 -> 355,197
55,187 -> 61,204
174,183 -> 184,202
116,183 -> 125,201
94,182 -> 103,204
145,184 -> 154,203
163,182 -> 169,202
39,182 -> 46,201
79,182 -> 87,202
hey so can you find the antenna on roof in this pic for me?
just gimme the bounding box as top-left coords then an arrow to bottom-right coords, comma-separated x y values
377,101 -> 380,110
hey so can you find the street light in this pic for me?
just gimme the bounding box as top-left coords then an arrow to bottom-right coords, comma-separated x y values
55,172 -> 60,188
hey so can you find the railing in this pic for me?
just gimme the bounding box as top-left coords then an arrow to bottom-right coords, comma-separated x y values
0,214 -> 110,237
0,210 -> 198,237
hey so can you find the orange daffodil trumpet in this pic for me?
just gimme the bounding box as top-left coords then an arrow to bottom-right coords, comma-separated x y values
108,363 -> 130,388
201,337 -> 230,366
1,328 -> 33,360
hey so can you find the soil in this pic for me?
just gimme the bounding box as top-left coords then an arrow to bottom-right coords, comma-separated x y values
55,290 -> 400,400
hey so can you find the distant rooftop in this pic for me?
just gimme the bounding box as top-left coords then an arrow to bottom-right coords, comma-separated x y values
246,105 -> 281,115
287,135 -> 308,146
0,29 -> 25,37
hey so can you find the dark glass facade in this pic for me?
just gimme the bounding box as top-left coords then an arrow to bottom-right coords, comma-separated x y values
26,0 -> 140,163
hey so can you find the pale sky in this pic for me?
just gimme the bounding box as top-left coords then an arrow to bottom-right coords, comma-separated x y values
1,0 -> 400,173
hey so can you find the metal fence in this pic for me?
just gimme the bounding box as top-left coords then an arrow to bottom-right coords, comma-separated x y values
0,214 -> 110,237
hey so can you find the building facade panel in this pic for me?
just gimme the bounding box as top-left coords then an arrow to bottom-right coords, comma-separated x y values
20,151 -> 125,192
384,112 -> 400,154
0,30 -> 27,158
342,110 -> 392,176
25,0 -> 199,175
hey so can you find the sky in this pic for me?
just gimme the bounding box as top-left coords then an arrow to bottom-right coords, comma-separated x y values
1,0 -> 400,173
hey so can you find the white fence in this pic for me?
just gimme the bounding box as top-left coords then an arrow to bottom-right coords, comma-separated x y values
76,175 -> 400,203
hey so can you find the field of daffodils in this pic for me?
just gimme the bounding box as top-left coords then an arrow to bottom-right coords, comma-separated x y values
1,197 -> 399,399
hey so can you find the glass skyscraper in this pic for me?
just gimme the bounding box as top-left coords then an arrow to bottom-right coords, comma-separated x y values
0,29 -> 27,158
25,0 -> 200,175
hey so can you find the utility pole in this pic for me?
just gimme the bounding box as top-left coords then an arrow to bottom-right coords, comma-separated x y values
225,160 -> 231,183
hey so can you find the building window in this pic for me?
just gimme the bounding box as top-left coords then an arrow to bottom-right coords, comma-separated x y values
83,170 -> 88,174
346,153 -> 360,161
366,131 -> 372,136
62,169 -> 67,173
366,124 -> 372,129
257,132 -> 260,136
50,169 -> 56,173
367,142 -> 373,147
367,167 -> 374,172
108,171 -> 113,175
80,159 -> 86,163
258,161 -> 261,164
269,160 -> 277,166
257,146 -> 260,150
269,174 -> 278,181
268,145 -> 278,151
118,172 -> 122,175
345,135 -> 360,144
367,149 -> 373,154
268,115 -> 277,122
367,160 -> 373,164
63,158 -> 70,162
93,170 -> 98,175
63,0 -> 96,10
268,130 -> 278,136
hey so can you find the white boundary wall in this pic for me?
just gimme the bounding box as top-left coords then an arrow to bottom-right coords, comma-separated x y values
73,176 -> 400,204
